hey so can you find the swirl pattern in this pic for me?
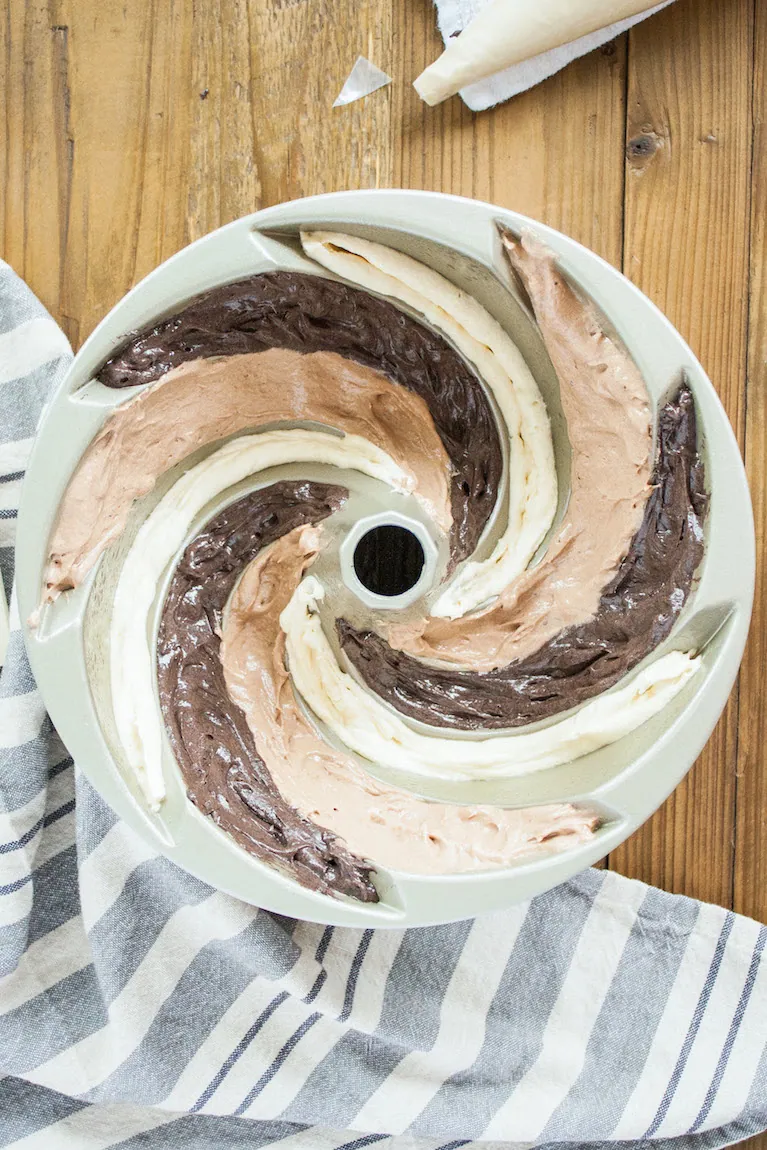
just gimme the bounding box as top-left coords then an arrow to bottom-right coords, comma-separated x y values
38,226 -> 707,901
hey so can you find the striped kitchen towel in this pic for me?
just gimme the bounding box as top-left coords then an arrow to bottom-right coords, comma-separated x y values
1,261 -> 766,1150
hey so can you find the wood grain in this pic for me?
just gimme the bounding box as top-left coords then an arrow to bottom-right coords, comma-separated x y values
392,0 -> 627,263
734,6 -> 767,1129
609,0 -> 753,907
737,0 -> 767,928
1,0 -> 393,344
733,5 -> 767,1134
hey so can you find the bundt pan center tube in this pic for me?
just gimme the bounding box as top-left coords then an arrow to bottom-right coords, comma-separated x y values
17,190 -> 753,928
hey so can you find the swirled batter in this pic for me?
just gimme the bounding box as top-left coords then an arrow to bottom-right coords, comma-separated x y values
385,230 -> 654,667
156,480 -> 377,902
300,230 -> 557,616
39,226 -> 708,901
219,524 -> 601,875
96,269 -> 504,567
42,348 -> 451,603
339,383 -> 705,728
157,484 -> 599,891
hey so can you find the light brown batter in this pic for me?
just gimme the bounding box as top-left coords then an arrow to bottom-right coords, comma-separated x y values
43,348 -> 452,602
388,232 -> 653,670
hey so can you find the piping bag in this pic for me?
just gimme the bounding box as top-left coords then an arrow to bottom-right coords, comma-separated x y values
414,0 -> 660,106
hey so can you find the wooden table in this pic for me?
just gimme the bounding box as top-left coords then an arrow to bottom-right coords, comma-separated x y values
3,0 -> 765,1140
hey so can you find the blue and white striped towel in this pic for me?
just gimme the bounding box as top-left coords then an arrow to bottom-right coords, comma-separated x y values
1,261 -> 766,1150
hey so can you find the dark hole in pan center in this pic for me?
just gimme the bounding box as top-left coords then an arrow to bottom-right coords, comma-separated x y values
353,525 -> 425,598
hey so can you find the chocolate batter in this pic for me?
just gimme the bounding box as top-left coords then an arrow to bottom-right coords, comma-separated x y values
338,383 -> 707,729
156,479 -> 378,902
98,270 -> 503,564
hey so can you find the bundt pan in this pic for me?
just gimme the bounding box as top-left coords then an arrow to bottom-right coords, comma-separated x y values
17,190 -> 754,927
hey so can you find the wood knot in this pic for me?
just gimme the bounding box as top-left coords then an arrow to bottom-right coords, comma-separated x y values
626,129 -> 666,172
627,134 -> 657,159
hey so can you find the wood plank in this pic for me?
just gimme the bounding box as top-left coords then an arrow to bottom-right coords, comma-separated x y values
1,0 -> 393,348
2,1 -> 74,338
392,0 -> 627,264
737,0 -> 767,934
734,28 -> 767,1126
245,0 -> 393,204
612,0 -> 753,906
